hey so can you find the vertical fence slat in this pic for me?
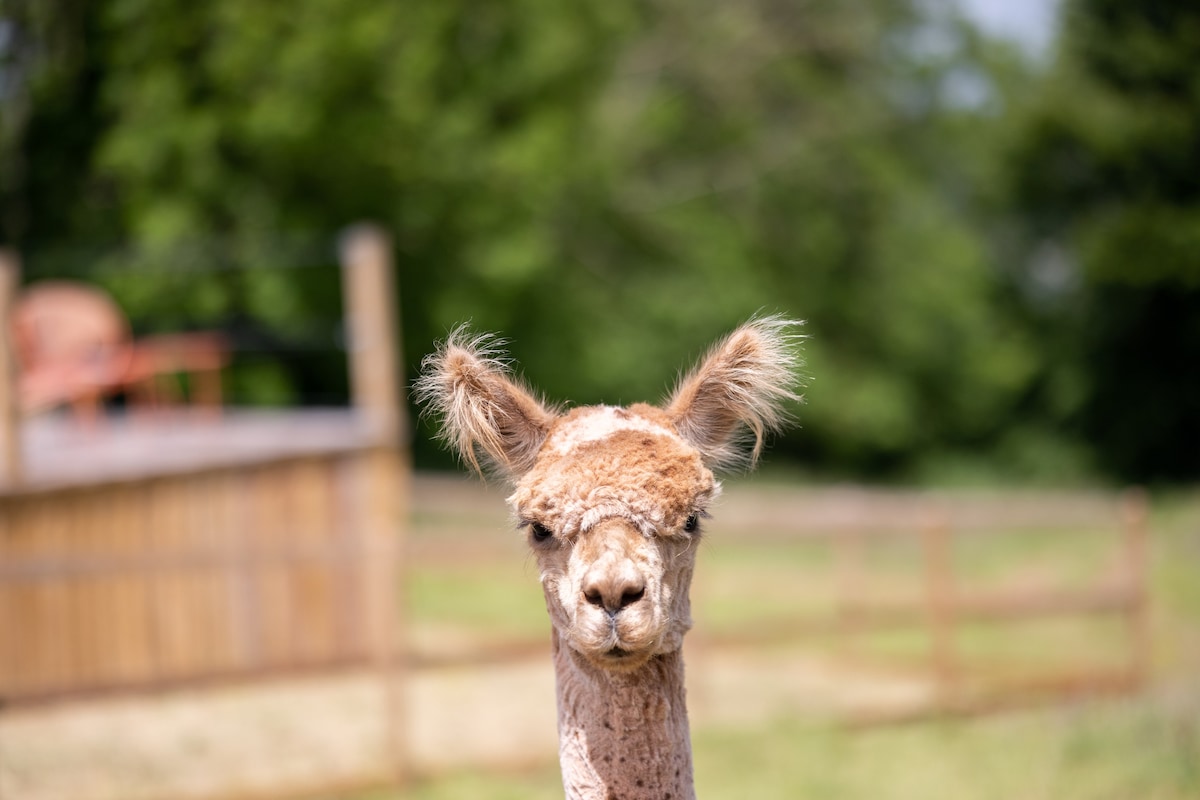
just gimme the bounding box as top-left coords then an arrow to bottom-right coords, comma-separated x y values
1121,488 -> 1151,686
360,446 -> 406,782
341,219 -> 407,786
71,491 -> 103,686
188,472 -> 223,676
339,226 -> 403,443
206,470 -> 240,674
120,482 -> 156,683
922,508 -> 958,696
227,467 -> 259,671
0,500 -> 15,696
262,465 -> 293,666
836,526 -> 864,664
8,502 -> 41,694
0,249 -> 22,485
333,455 -> 366,659
44,500 -> 74,693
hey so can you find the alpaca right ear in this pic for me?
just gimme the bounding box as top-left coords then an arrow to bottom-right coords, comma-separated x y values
665,316 -> 802,471
414,325 -> 558,477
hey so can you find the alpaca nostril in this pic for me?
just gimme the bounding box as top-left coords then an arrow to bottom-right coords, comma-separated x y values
582,575 -> 646,615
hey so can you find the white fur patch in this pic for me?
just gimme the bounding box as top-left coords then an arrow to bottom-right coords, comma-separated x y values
545,406 -> 676,456
579,502 -> 660,538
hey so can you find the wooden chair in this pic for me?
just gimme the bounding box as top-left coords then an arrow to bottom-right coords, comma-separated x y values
12,280 -> 229,424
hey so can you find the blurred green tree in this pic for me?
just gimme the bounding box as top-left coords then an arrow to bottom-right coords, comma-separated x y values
1,0 -> 1100,482
1005,0 -> 1200,481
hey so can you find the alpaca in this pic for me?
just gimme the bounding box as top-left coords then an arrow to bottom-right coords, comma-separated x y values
415,317 -> 801,800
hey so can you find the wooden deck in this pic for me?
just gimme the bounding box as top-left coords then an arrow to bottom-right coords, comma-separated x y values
6,409 -> 391,495
0,228 -> 411,799
0,408 -> 406,704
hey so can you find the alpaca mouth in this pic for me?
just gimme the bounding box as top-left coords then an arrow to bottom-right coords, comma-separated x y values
594,643 -> 656,671
602,645 -> 652,665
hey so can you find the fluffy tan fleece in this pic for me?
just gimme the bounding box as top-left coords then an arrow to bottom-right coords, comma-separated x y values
511,404 -> 719,539
555,634 -> 694,800
415,316 -> 802,800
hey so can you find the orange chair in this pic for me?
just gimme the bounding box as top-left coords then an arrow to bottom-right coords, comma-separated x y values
12,280 -> 229,424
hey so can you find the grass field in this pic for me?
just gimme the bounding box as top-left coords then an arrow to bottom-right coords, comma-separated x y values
383,695 -> 1200,800
380,481 -> 1200,799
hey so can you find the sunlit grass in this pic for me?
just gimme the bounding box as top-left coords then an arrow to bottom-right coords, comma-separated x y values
691,693 -> 1200,800
385,491 -> 1200,800
407,561 -> 549,645
361,693 -> 1200,800
406,498 -> 1198,673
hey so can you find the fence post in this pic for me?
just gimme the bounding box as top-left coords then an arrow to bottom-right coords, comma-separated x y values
338,224 -> 408,785
836,526 -> 865,664
1121,487 -> 1151,687
339,225 -> 404,442
0,250 -> 22,485
923,508 -> 957,699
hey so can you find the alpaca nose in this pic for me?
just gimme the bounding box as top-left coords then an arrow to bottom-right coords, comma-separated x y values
582,566 -> 645,616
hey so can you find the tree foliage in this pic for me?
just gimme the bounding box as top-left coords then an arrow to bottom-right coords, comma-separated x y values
1,0 -> 1194,482
1005,0 -> 1200,481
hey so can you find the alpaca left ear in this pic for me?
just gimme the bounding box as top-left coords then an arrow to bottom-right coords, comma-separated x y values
664,316 -> 802,471
415,325 -> 558,478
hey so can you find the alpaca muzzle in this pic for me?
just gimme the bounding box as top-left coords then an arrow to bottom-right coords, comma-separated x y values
581,559 -> 647,617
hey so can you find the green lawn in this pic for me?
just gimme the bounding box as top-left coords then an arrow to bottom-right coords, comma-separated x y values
691,696 -> 1200,800
381,490 -> 1200,799
365,693 -> 1199,800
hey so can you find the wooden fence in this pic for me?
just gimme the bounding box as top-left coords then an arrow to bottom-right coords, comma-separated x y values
0,227 -> 408,797
398,479 -> 1153,725
0,447 -> 404,703
834,490 -> 1150,722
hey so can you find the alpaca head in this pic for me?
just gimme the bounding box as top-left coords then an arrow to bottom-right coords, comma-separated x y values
416,317 -> 801,673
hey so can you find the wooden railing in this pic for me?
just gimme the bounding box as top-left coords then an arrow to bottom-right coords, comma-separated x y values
835,489 -> 1150,722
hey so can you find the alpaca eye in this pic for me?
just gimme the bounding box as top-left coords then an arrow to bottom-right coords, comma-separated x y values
683,514 -> 700,534
529,522 -> 554,543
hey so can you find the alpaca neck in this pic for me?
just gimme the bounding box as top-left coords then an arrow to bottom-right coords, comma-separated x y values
552,630 -> 695,800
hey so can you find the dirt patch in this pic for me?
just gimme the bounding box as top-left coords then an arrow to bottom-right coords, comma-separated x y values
0,649 -> 930,800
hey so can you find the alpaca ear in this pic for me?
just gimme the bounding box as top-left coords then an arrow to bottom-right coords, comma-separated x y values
415,325 -> 558,477
665,316 -> 803,471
